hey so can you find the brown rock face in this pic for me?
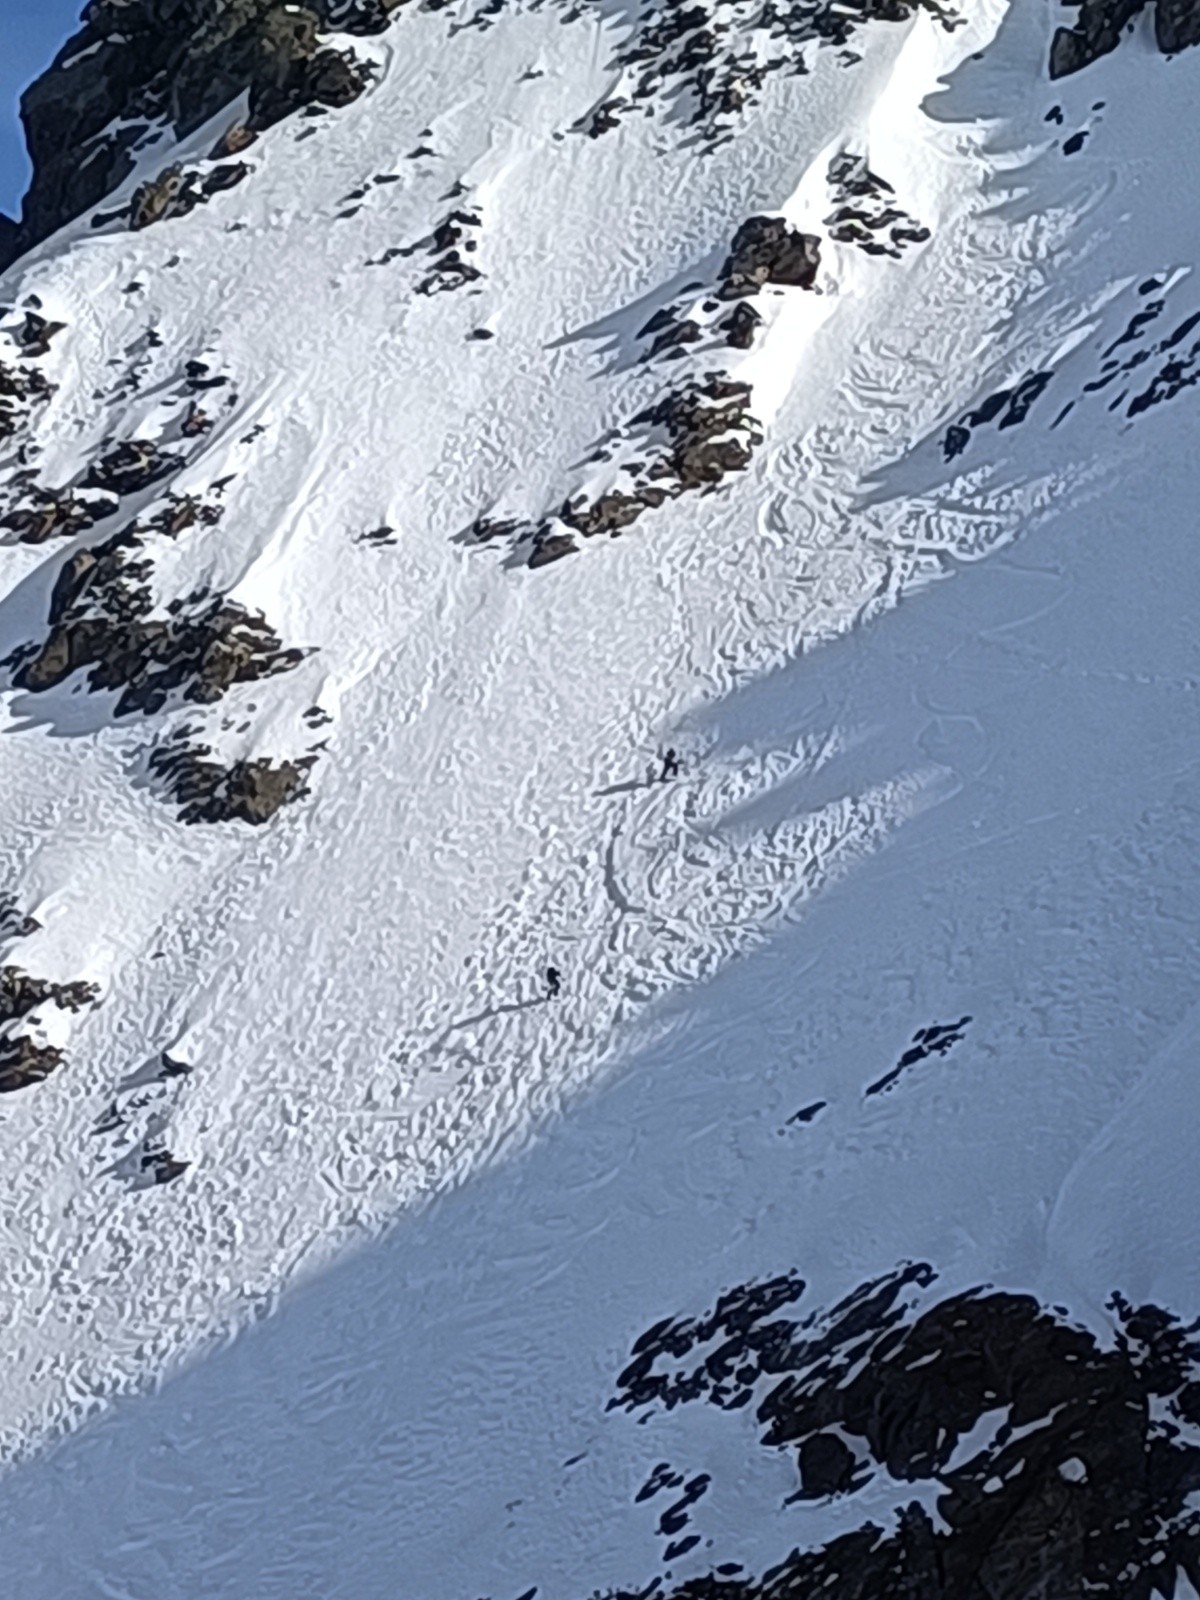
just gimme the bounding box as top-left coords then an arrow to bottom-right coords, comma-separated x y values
14,524 -> 304,717
150,744 -> 314,824
719,215 -> 821,298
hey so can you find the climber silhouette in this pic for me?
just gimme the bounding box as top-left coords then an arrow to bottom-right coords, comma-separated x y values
661,748 -> 681,781
545,965 -> 562,999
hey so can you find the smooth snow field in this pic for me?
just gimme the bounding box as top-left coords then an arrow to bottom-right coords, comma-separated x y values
1,0 -> 1199,1594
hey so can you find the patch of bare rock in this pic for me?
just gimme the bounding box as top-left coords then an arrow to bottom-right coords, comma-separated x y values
149,740 -> 315,825
0,965 -> 100,1094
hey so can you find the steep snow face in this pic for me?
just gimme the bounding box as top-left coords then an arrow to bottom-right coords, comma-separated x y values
0,0 -> 1199,1595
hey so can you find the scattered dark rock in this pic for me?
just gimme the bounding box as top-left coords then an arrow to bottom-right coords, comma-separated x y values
148,1152 -> 190,1184
637,1463 -> 685,1503
826,152 -> 930,258
184,359 -> 231,391
943,422 -> 971,461
411,208 -> 484,293
140,1145 -> 190,1184
0,355 -> 53,440
0,966 -> 99,1024
128,159 -> 252,232
597,0 -> 959,146
556,374 -> 762,553
465,515 -> 522,545
865,1016 -> 971,1096
942,372 -> 1055,459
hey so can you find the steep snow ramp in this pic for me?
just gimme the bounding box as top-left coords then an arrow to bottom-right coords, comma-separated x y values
0,0 -> 1198,1596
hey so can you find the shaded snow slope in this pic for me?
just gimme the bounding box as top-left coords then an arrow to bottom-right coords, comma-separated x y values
0,0 -> 1198,1594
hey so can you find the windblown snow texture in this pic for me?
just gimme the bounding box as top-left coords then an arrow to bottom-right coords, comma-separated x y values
0,0 -> 1199,1596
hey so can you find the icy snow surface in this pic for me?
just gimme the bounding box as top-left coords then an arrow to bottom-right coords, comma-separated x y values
1,0 -> 1199,1594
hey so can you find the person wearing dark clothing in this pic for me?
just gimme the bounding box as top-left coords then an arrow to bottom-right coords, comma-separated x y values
546,965 -> 562,999
661,748 -> 681,781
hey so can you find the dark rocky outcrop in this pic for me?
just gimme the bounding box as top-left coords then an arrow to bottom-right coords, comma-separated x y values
0,489 -> 119,544
1050,0 -> 1200,76
553,374 -> 761,556
1050,0 -> 1146,76
2,1 -> 375,269
632,374 -> 761,491
124,159 -> 252,232
0,1035 -> 67,1094
527,532 -> 579,568
591,1263 -> 1200,1600
1156,0 -> 1200,51
825,152 -> 930,259
718,216 -> 820,298
149,741 -> 314,823
11,311 -> 66,358
83,438 -> 182,496
12,525 -> 305,717
0,357 -> 54,442
718,303 -> 762,350
0,966 -> 100,1094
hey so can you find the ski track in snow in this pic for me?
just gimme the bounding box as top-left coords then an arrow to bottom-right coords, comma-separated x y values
0,0 -> 1198,1594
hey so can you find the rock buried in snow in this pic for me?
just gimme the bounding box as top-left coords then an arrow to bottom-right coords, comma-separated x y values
719,302 -> 763,349
11,311 -> 66,359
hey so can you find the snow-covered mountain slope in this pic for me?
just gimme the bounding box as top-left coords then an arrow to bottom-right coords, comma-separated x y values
1,0 -> 1200,1595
